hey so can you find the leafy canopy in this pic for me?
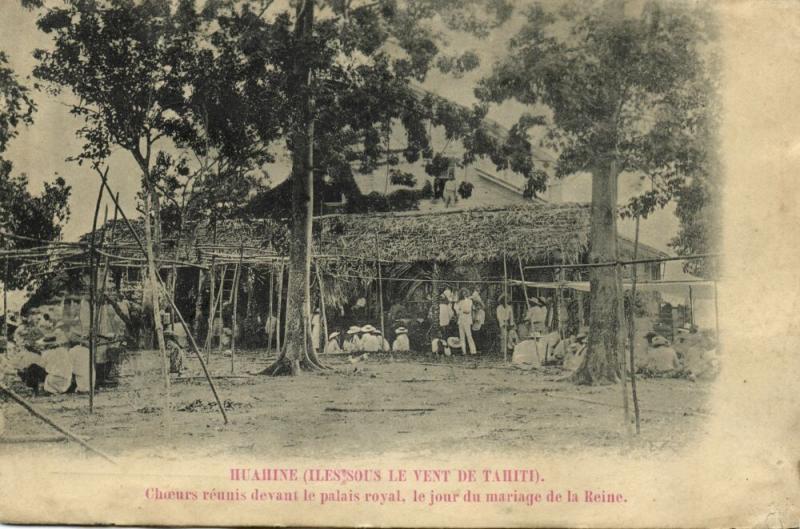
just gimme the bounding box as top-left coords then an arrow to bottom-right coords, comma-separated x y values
478,0 -> 720,216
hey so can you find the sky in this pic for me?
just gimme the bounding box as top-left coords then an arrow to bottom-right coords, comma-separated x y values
0,0 -> 678,251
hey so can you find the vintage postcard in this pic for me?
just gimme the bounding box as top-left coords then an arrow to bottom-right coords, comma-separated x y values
0,0 -> 798,527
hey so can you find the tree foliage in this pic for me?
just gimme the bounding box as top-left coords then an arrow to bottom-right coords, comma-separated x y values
0,50 -> 72,290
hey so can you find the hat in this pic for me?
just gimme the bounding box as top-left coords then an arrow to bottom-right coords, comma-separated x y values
35,331 -> 67,349
361,324 -> 377,333
395,327 -> 408,335
534,297 -> 547,306
530,331 -> 542,339
347,326 -> 361,335
446,336 -> 462,348
651,335 -> 669,347
328,331 -> 340,340
576,331 -> 588,342
314,308 -> 320,314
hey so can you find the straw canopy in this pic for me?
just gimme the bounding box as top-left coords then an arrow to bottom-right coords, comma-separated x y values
82,202 -> 665,268
317,203 -> 593,264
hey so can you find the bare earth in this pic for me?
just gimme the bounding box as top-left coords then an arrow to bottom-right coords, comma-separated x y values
0,349 -> 714,460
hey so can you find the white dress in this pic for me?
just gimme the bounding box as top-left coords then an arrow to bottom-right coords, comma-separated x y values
392,334 -> 410,352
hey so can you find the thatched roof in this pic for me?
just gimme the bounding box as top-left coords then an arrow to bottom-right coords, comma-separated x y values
317,203 -> 593,264
83,202 -> 666,267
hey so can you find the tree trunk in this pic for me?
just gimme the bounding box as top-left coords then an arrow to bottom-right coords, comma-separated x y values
573,158 -> 621,385
142,183 -> 168,383
262,0 -> 317,376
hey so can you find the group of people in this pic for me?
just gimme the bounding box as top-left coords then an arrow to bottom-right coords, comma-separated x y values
430,287 -> 486,356
1,299 -> 127,396
323,324 -> 409,355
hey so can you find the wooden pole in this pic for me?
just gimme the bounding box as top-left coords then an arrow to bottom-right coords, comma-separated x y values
267,266 -> 274,352
218,265 -> 225,354
616,261 -> 631,436
0,382 -> 116,464
517,256 -> 531,311
627,215 -> 642,434
688,286 -> 694,328
276,263 -> 284,355
502,252 -> 509,363
95,173 -> 228,424
375,235 -> 386,348
3,257 -> 7,343
315,260 -> 329,353
87,179 -> 104,413
230,247 -> 243,373
205,263 -> 215,355
96,194 -> 119,315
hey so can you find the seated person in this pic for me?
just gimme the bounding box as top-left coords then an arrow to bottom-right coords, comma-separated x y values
562,332 -> 588,372
343,326 -> 363,353
324,331 -> 343,354
392,327 -> 410,352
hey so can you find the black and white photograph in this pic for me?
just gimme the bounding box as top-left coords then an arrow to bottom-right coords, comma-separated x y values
0,0 -> 797,526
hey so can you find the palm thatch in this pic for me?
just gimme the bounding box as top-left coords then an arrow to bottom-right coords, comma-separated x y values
316,203 -> 594,264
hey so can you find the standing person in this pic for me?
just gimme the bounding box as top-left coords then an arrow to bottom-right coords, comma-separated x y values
496,294 -> 515,356
437,292 -> 454,339
310,308 -> 321,355
456,288 -> 478,355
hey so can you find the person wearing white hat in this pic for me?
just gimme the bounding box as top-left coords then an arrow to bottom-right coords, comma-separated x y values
360,325 -> 381,352
525,297 -> 548,334
324,331 -> 343,354
343,326 -> 362,353
392,327 -> 410,352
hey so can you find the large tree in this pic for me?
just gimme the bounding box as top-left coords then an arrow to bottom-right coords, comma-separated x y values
478,0 -> 718,384
205,0 -> 532,375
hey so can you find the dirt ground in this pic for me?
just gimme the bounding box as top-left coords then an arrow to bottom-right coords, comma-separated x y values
0,348 -> 714,460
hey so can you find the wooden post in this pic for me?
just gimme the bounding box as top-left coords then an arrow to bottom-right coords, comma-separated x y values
96,194 -> 119,314
230,247 -> 243,373
375,242 -> 386,348
276,262 -> 284,355
266,266 -> 274,351
3,257 -> 7,343
517,256 -> 531,311
502,252 -> 509,363
315,260 -> 329,353
627,215 -> 642,434
205,263 -> 216,355
688,286 -> 694,328
616,261 -> 631,437
193,268 -> 205,338
218,265 -> 225,354
87,181 -> 104,413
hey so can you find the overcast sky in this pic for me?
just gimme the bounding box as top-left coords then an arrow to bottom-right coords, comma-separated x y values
0,0 -> 677,251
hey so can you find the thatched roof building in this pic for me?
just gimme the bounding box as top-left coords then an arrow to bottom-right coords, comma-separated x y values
87,202 -> 665,268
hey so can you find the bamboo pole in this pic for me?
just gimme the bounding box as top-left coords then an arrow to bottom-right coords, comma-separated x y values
616,261 -> 631,437
276,263 -> 284,355
96,195 -> 119,316
375,235 -> 386,348
502,252 -> 509,363
266,266 -> 274,352
315,261 -> 329,353
218,264 -> 225,354
3,257 -> 7,343
87,179 -> 104,413
713,278 -> 720,347
627,215 -> 642,434
0,382 -> 116,464
516,256 -> 531,311
96,173 -> 228,424
230,247 -> 243,373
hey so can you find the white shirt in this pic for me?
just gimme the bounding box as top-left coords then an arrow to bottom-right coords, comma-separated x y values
392,334 -> 410,352
456,298 -> 473,324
